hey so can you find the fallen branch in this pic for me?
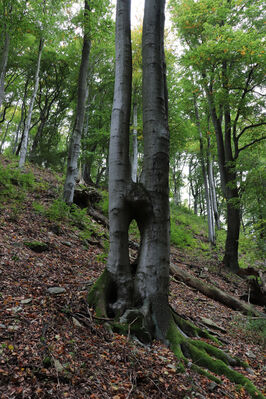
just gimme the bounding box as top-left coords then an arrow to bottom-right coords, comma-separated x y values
170,263 -> 264,318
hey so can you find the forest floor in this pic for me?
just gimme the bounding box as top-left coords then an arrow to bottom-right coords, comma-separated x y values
0,156 -> 265,399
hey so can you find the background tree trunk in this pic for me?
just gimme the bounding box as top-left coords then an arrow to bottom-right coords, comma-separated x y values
204,81 -> 240,272
193,94 -> 215,245
0,100 -> 18,153
19,38 -> 44,168
63,0 -> 91,204
0,30 -> 10,109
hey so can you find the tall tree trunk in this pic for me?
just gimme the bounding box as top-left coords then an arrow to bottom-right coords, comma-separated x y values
207,136 -> 220,229
82,143 -> 97,186
193,94 -> 215,244
19,38 -> 44,168
131,100 -> 138,182
30,116 -> 46,161
222,61 -> 240,273
105,0 -> 132,316
63,0 -> 91,204
15,109 -> 27,156
204,80 -> 240,272
12,78 -> 29,154
0,100 -> 18,153
89,0 -> 171,340
0,30 -> 10,109
134,0 -> 170,338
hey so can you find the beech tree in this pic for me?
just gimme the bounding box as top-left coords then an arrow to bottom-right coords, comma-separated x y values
64,0 -> 112,202
87,2 -> 263,395
88,0 -> 171,337
63,0 -> 91,203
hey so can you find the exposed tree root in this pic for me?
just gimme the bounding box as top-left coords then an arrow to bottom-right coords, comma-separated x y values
167,310 -> 263,399
87,272 -> 264,399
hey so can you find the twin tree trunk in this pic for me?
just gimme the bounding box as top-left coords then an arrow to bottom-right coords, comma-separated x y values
90,0 -> 171,340
87,4 -> 265,395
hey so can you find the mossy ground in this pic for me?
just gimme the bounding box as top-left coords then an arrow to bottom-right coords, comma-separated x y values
88,274 -> 264,399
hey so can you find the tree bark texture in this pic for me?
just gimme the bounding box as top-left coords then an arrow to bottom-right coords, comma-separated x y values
131,101 -> 138,182
90,0 -> 170,341
204,80 -> 240,272
19,38 -> 44,168
12,78 -> 29,154
193,94 -> 215,245
106,0 -> 133,316
63,0 -> 91,204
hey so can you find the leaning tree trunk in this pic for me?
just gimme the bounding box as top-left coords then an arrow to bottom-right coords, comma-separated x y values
19,38 -> 44,168
63,0 -> 91,204
0,100 -> 18,153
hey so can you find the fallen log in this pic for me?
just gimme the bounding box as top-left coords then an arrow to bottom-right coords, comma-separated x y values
170,263 -> 265,318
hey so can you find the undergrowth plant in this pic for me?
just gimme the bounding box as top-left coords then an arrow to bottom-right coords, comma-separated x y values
170,204 -> 208,252
0,162 -> 36,203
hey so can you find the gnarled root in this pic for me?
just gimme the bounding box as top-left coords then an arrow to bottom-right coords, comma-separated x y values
167,309 -> 263,399
88,272 -> 263,399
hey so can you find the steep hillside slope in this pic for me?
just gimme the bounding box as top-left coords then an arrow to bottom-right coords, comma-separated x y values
0,157 -> 265,398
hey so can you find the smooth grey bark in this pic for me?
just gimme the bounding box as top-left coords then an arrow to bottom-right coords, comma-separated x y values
107,0 -> 132,315
63,0 -> 91,204
193,94 -> 215,245
0,30 -> 10,109
131,101 -> 138,182
135,0 -> 170,338
19,38 -> 44,168
99,0 -> 170,340
207,138 -> 220,229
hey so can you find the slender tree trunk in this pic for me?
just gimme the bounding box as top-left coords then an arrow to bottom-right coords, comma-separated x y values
63,0 -> 91,204
204,81 -> 240,272
0,100 -> 18,153
0,30 -> 10,109
12,79 -> 29,154
15,109 -> 27,156
193,94 -> 215,244
131,100 -> 138,182
207,137 -> 220,229
19,38 -> 44,168
30,117 -> 45,161
82,143 -> 97,185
